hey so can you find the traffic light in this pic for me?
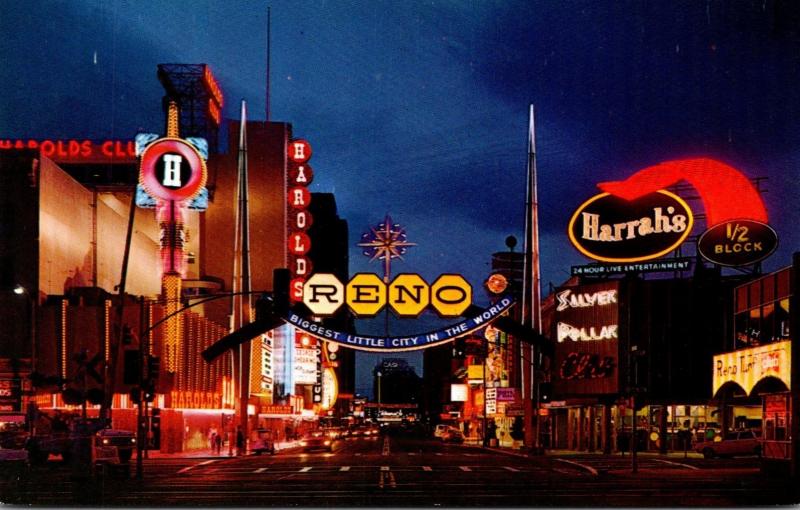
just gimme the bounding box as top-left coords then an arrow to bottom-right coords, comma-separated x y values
538,382 -> 552,403
453,337 -> 466,359
122,325 -> 135,345
146,355 -> 161,383
151,408 -> 161,449
143,380 -> 156,402
273,268 -> 290,315
123,349 -> 140,385
255,293 -> 273,321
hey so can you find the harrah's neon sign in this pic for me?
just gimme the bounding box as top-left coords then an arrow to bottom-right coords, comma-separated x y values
568,158 -> 770,264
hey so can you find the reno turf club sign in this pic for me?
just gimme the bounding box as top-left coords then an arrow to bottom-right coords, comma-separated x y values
568,158 -> 777,267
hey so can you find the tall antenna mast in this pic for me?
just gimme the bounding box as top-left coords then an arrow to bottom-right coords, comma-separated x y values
266,7 -> 271,121
521,104 -> 542,449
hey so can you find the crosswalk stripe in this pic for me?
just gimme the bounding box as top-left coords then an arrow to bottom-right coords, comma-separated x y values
299,466 -> 312,472
381,466 -> 390,471
503,466 -> 520,472
340,466 -> 350,471
254,467 -> 268,473
459,466 -> 472,472
177,459 -> 216,474
422,466 -> 432,471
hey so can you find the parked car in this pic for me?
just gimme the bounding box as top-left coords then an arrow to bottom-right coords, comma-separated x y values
442,427 -> 464,444
300,431 -> 333,452
694,429 -> 761,458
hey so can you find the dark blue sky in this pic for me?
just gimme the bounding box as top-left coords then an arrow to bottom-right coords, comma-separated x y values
3,1 -> 800,396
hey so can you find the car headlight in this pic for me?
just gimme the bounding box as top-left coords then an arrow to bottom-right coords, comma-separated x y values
102,438 -> 109,445
324,440 -> 331,445
300,441 -> 307,446
131,438 -> 136,443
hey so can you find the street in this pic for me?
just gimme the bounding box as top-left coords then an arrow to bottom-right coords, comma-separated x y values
1,431 -> 793,507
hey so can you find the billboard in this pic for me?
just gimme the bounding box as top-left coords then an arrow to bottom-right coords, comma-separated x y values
553,281 -> 620,395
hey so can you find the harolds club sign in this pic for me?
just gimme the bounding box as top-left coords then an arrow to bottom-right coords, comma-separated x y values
568,158 -> 777,267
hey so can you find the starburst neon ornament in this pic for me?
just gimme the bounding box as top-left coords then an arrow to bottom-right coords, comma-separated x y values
357,215 -> 416,282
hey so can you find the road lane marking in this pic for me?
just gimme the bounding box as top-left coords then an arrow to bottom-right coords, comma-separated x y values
381,466 -> 390,471
408,452 -> 417,455
422,466 -> 432,471
459,466 -> 472,472
177,459 -> 216,474
435,452 -> 443,456
299,466 -> 312,472
555,458 -> 598,476
652,458 -> 700,470
503,466 -> 520,472
389,471 -> 397,488
382,437 -> 390,456
355,453 -> 362,456
254,467 -> 268,473
340,466 -> 350,471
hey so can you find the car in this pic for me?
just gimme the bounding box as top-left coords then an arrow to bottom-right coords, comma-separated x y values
433,424 -> 450,439
300,431 -> 333,452
694,429 -> 761,459
251,428 -> 276,455
442,427 -> 465,444
96,429 -> 136,463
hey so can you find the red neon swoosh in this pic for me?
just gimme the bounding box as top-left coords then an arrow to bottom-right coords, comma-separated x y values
597,158 -> 767,227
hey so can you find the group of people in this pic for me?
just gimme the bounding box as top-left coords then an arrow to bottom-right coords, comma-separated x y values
208,427 -> 246,456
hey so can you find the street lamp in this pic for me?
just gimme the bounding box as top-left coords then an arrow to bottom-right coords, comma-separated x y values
376,371 -> 382,421
12,284 -> 36,427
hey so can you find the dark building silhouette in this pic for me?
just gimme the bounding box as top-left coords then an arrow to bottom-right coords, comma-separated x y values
373,358 -> 421,405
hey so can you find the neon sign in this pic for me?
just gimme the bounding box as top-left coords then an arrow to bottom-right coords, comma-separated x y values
568,190 -> 693,263
697,219 -> 778,267
287,139 -> 314,303
286,296 -> 514,352
302,272 -> 472,318
0,139 -> 136,164
570,158 -> 774,265
712,341 -> 791,396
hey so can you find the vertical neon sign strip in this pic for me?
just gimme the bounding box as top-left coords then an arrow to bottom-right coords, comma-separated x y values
104,300 -> 111,362
61,300 -> 68,380
163,274 -> 182,373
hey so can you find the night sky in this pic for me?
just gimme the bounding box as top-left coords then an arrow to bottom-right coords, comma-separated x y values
3,1 -> 800,397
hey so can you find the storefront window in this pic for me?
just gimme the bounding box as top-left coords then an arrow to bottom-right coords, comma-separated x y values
761,303 -> 775,344
735,313 -> 748,349
777,298 -> 790,340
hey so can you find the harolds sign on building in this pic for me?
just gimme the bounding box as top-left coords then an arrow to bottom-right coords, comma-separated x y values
553,281 -> 620,395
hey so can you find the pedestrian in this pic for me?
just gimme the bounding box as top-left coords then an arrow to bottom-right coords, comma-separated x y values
236,427 -> 245,456
214,432 -> 222,455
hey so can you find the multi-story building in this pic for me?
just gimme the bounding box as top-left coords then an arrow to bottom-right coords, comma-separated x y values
0,68 -> 353,452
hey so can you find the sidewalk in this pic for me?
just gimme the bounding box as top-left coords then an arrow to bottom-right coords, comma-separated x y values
142,439 -> 302,459
474,443 -> 703,460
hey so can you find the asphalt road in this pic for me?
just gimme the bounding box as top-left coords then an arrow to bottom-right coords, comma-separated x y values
1,433 -> 795,506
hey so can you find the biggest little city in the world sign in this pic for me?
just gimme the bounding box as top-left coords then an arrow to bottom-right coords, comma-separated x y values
290,272 -> 515,352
